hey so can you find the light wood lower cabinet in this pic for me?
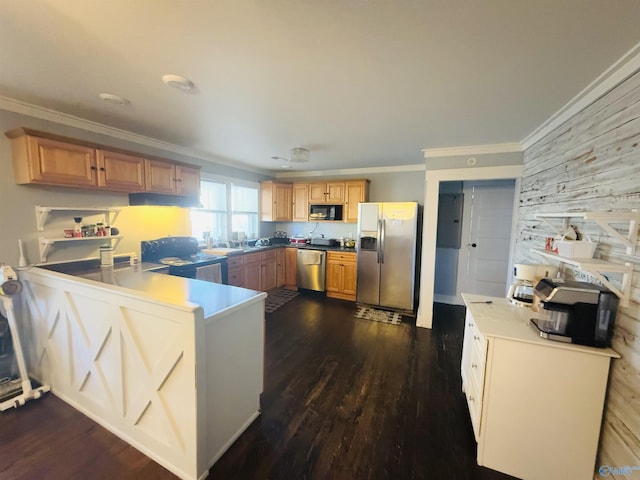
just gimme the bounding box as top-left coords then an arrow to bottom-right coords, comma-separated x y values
462,295 -> 619,480
243,252 -> 262,291
326,251 -> 357,301
226,256 -> 245,287
284,248 -> 298,290
276,248 -> 286,288
260,249 -> 278,291
230,249 -> 280,291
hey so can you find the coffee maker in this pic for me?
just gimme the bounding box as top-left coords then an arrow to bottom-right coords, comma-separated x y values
530,278 -> 618,347
508,263 -> 558,308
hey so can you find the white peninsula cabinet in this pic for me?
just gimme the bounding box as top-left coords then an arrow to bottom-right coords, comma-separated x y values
461,294 -> 619,480
19,266 -> 266,480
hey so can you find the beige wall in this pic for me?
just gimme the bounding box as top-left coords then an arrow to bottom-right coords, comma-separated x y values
514,70 -> 640,472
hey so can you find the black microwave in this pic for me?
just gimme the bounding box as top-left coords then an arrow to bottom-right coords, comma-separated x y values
309,204 -> 343,221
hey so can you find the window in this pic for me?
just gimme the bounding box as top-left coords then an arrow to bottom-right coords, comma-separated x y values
190,178 -> 259,243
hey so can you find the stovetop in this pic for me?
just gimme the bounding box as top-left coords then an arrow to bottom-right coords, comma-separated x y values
142,237 -> 224,267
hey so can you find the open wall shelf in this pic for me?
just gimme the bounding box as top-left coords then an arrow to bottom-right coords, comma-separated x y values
532,210 -> 638,307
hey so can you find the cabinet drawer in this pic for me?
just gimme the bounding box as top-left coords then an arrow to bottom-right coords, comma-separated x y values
227,267 -> 244,286
261,249 -> 277,261
327,251 -> 356,263
227,256 -> 243,269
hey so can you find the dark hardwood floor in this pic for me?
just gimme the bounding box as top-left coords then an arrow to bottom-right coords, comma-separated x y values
0,295 -> 516,480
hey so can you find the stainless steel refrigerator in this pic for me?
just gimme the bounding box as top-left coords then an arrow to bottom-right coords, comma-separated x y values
356,202 -> 419,311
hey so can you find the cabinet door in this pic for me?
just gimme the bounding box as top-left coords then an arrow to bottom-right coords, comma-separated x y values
176,165 -> 201,197
25,136 -> 97,187
144,159 -> 177,194
308,183 -> 326,203
262,252 -> 278,291
325,259 -> 342,293
326,182 -> 345,203
292,184 -> 309,222
273,184 -> 292,221
96,150 -> 145,192
345,181 -> 369,223
342,261 -> 357,296
276,248 -> 286,287
227,267 -> 244,287
244,254 -> 262,291
284,248 -> 297,289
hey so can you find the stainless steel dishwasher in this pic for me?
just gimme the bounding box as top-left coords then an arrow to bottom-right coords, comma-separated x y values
296,249 -> 326,291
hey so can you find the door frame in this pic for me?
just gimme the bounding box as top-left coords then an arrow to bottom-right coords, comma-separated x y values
416,165 -> 522,329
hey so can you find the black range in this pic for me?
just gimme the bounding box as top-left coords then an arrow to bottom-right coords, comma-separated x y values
141,236 -> 228,283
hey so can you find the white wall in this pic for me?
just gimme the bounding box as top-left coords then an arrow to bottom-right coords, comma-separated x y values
513,69 -> 640,472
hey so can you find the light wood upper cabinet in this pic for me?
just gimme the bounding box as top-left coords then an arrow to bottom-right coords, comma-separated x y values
308,182 -> 345,203
145,159 -> 177,194
344,179 -> 370,223
292,183 -> 309,222
176,165 -> 201,197
144,159 -> 201,196
11,134 -> 97,187
260,181 -> 292,222
6,128 -> 201,196
96,150 -> 145,192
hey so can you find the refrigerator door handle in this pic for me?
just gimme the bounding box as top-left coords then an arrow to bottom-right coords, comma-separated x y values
380,219 -> 386,264
376,219 -> 382,264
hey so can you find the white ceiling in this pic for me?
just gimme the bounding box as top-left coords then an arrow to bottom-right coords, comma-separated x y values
2,0 -> 640,174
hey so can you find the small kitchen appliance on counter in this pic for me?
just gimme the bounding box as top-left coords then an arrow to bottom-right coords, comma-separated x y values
508,263 -> 558,307
530,278 -> 618,347
141,237 -> 227,283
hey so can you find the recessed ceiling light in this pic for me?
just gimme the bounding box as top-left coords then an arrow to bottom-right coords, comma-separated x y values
162,74 -> 195,92
98,93 -> 130,105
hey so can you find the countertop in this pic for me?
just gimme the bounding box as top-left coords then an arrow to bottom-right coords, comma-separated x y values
462,293 -> 619,358
37,264 -> 266,318
202,243 -> 358,255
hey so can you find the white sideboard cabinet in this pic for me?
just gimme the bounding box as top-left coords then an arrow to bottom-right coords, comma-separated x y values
461,294 -> 619,480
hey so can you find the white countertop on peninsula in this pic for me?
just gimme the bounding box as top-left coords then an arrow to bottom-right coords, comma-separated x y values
462,293 -> 619,358
35,265 -> 266,319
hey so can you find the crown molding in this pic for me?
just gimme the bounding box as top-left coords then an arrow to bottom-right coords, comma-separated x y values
422,143 -> 522,158
522,40 -> 640,150
0,95 -> 271,176
275,163 -> 425,179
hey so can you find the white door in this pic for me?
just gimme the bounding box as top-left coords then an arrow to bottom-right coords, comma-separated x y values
457,180 -> 515,298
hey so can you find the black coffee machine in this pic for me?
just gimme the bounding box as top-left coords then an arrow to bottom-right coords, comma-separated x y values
530,278 -> 618,348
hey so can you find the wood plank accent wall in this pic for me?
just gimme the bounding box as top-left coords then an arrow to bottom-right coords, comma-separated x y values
515,69 -> 640,475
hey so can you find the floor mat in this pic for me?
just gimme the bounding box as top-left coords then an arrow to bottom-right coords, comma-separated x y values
265,288 -> 300,314
354,306 -> 403,325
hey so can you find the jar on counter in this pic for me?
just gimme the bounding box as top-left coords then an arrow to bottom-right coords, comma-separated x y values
100,245 -> 114,267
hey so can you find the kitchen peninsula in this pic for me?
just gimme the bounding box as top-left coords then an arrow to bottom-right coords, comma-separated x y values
19,265 -> 267,480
